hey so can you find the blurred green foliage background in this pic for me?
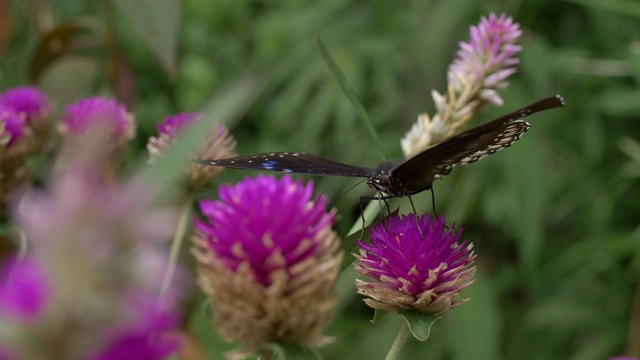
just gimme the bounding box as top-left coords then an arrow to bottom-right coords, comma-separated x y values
1,0 -> 639,359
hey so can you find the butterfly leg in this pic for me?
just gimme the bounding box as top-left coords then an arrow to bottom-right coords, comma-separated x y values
407,194 -> 418,214
358,196 -> 369,238
407,194 -> 425,237
429,187 -> 440,217
427,188 -> 450,229
381,195 -> 391,216
357,195 -> 386,238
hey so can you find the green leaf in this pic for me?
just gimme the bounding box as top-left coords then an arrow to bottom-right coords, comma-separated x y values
398,310 -> 440,341
262,342 -> 322,360
316,36 -> 386,161
113,0 -> 180,74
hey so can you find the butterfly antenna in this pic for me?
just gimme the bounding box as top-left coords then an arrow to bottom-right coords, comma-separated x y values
328,178 -> 368,204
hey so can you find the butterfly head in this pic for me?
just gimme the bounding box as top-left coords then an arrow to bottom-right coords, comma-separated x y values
367,161 -> 402,195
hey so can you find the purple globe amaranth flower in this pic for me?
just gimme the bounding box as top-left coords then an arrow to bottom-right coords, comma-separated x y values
355,213 -> 476,315
401,13 -> 521,159
0,256 -> 51,322
61,97 -> 135,144
147,112 -> 237,189
448,13 -> 521,106
192,174 -> 342,354
0,86 -> 53,124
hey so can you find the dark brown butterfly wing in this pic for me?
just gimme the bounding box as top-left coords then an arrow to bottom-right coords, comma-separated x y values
195,152 -> 374,177
393,95 -> 565,193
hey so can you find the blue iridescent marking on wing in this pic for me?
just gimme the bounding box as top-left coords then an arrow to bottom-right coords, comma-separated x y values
262,160 -> 278,170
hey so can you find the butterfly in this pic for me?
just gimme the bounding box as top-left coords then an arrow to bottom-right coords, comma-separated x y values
195,95 -> 564,199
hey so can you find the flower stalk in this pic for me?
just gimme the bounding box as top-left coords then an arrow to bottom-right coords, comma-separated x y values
385,321 -> 411,360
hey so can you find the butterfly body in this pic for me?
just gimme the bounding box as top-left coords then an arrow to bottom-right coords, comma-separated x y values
195,95 -> 565,198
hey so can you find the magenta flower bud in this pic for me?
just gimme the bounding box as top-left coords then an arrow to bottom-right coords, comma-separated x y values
355,214 -> 476,315
192,174 -> 342,355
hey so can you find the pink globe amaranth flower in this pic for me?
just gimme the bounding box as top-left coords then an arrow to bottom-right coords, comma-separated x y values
147,112 -> 237,188
0,256 -> 50,322
448,13 -> 522,106
61,97 -> 135,142
0,86 -> 52,124
355,213 -> 476,315
192,174 -> 342,353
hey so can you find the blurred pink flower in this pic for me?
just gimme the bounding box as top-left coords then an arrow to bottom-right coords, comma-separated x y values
1,131 -> 183,359
0,86 -> 53,124
60,97 -> 135,142
0,256 -> 50,322
0,106 -> 25,148
147,112 -> 237,189
156,112 -> 202,139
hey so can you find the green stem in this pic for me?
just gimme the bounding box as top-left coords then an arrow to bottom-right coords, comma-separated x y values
385,321 -> 411,360
160,198 -> 193,298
